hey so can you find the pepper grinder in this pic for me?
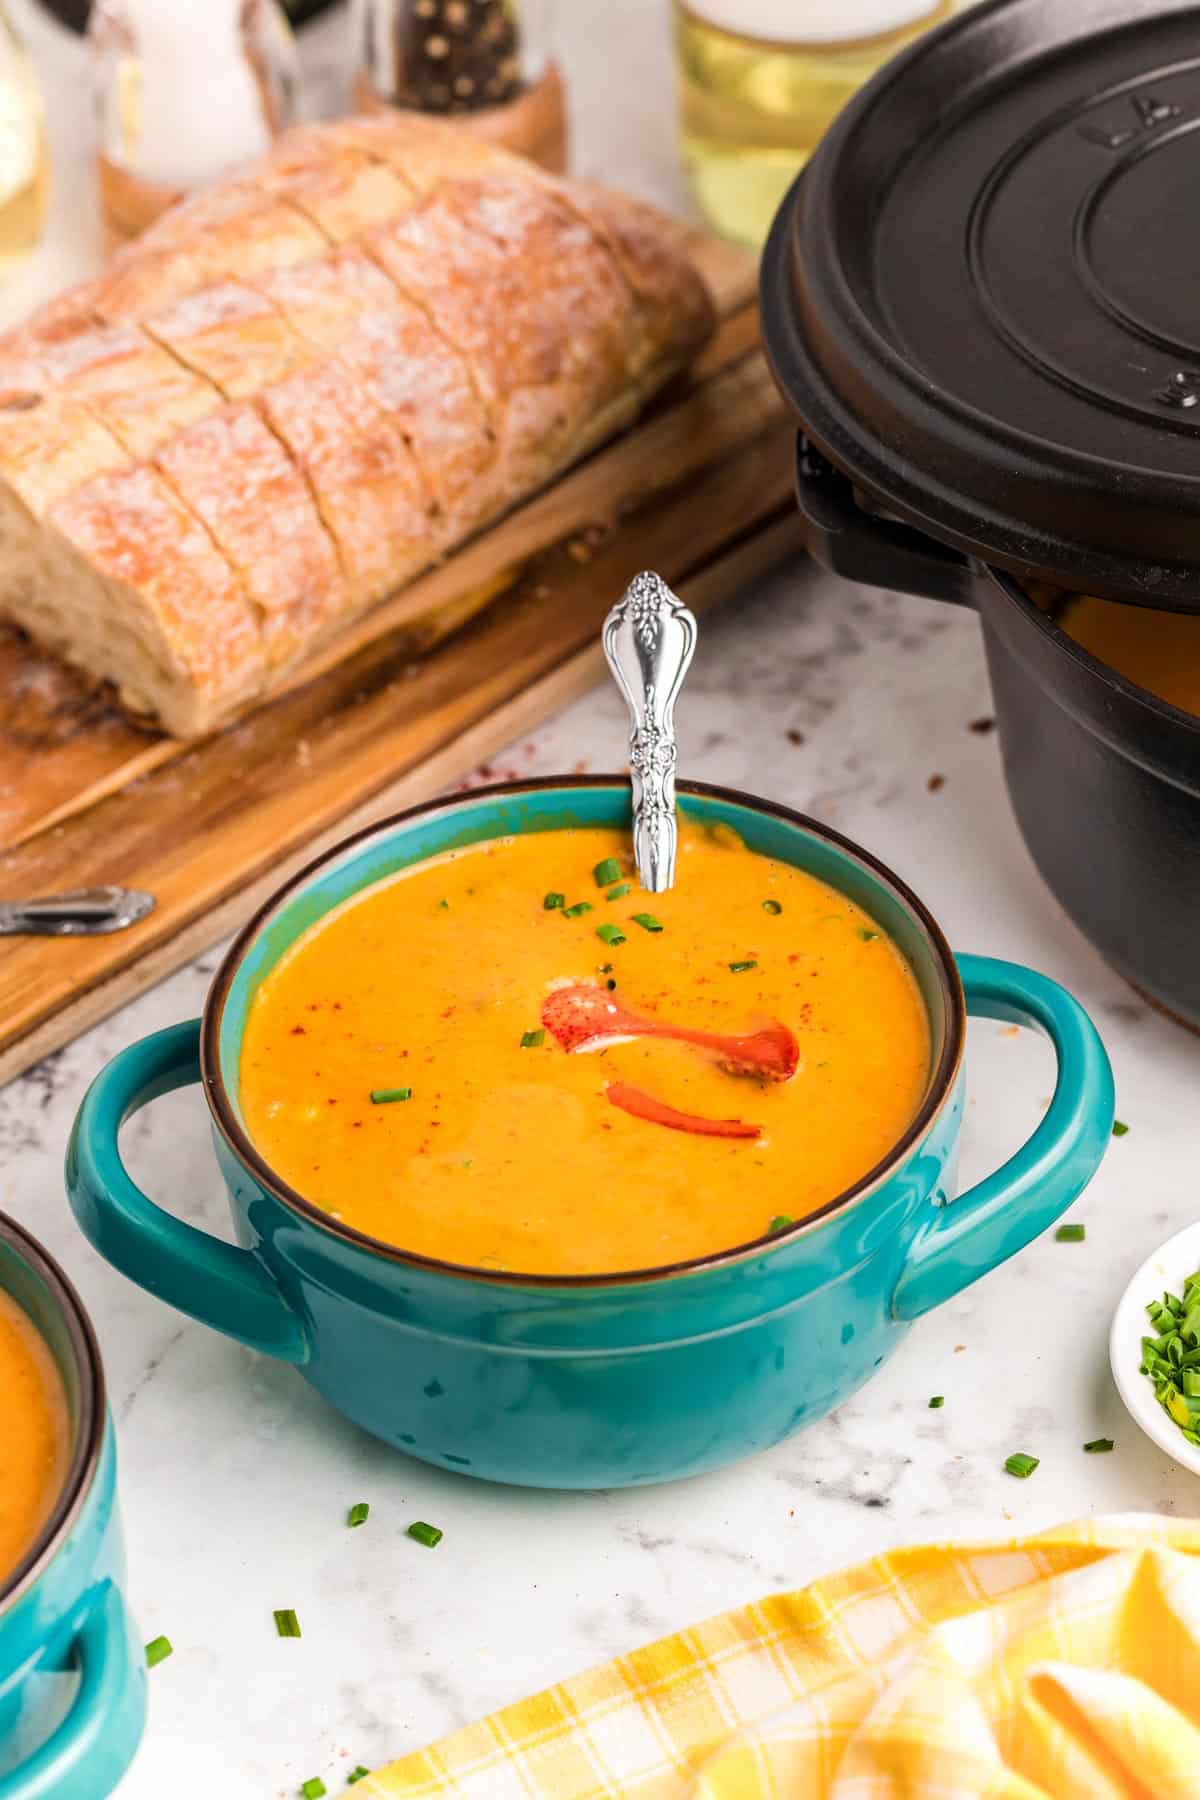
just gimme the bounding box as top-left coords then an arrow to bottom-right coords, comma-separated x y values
87,0 -> 299,244
353,0 -> 568,174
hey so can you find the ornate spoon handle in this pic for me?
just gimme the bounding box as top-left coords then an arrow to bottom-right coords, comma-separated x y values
0,887 -> 156,937
602,571 -> 697,893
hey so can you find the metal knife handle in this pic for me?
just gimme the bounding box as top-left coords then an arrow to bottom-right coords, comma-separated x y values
0,887 -> 156,937
602,571 -> 697,893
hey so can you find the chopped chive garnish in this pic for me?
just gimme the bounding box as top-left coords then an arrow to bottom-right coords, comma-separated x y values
274,1608 -> 301,1638
1055,1223 -> 1086,1242
597,963 -> 614,974
762,899 -> 783,915
1004,1452 -> 1039,1479
858,928 -> 880,942
632,913 -> 663,933
593,857 -> 622,888
596,922 -> 626,947
347,1502 -> 369,1528
1083,1438 -> 1114,1454
438,899 -> 449,910
144,1635 -> 173,1668
543,891 -> 565,910
370,1087 -> 412,1104
347,1773 -> 369,1788
606,882 -> 631,901
407,1520 -> 443,1548
520,1029 -> 545,1049
928,1396 -> 944,1409
728,960 -> 757,974
300,1781 -> 326,1800
562,901 -> 593,919
1112,1119 -> 1130,1137
767,1215 -> 793,1235
605,978 -> 616,991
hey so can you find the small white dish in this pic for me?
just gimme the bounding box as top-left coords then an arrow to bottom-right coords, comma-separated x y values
1110,1221 -> 1200,1476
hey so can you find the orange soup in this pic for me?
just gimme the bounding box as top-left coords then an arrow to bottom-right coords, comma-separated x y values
239,826 -> 931,1274
0,1289 -> 68,1584
1061,594 -> 1200,716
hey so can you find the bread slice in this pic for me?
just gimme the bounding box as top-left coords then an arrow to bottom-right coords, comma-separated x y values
0,113 -> 715,736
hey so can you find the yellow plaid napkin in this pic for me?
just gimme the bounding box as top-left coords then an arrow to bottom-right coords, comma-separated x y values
360,1514 -> 1200,1799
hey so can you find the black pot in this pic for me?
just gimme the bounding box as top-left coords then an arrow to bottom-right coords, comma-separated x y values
761,0 -> 1200,1029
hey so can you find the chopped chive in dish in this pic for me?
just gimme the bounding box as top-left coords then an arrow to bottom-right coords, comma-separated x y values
562,901 -> 593,919
1004,1452 -> 1039,1479
370,1087 -> 412,1104
1083,1438 -> 1114,1454
767,1215 -> 793,1234
1055,1223 -> 1086,1242
1112,1120 -> 1130,1137
928,1396 -> 944,1409
593,857 -> 622,888
606,882 -> 632,901
632,913 -> 663,933
300,1781 -> 326,1800
347,1502 -> 369,1528
729,960 -> 757,974
858,928 -> 880,942
144,1635 -> 173,1668
407,1520 -> 443,1548
1140,1271 -> 1200,1442
596,923 -> 626,947
543,891 -> 565,910
274,1608 -> 302,1638
347,1773 -> 370,1788
762,899 -> 783,915
520,1029 -> 545,1049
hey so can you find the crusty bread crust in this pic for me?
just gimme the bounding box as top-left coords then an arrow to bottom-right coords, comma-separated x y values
0,112 -> 715,737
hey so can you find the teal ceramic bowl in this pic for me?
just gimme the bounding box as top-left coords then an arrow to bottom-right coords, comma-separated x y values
0,1214 -> 144,1800
67,779 -> 1114,1489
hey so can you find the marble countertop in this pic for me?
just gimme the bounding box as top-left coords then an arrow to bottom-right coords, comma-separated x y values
5,4 -> 1199,1797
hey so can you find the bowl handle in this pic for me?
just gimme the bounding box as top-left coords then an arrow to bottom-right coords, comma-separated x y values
66,1021 -> 308,1364
891,954 -> 1114,1322
795,437 -> 978,607
0,1583 -> 145,1800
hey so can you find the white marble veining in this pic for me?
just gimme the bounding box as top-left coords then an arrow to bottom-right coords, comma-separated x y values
4,4 -> 1198,1797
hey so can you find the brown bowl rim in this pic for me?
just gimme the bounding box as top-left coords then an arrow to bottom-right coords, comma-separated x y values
0,1210 -> 105,1614
201,776 -> 965,1288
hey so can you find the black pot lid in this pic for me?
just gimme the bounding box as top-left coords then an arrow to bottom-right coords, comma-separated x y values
762,0 -> 1200,610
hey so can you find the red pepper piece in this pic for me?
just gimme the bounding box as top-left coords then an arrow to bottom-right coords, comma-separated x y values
541,984 -> 798,1081
606,1081 -> 761,1139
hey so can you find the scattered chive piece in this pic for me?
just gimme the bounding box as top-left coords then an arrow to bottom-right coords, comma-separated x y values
606,978 -> 616,991
729,960 -> 757,974
438,899 -> 449,910
520,1029 -> 545,1049
543,891 -> 565,911
1004,1452 -> 1039,1479
347,1502 -> 369,1528
596,922 -> 626,947
1055,1223 -> 1086,1242
347,1773 -> 369,1788
370,1087 -> 412,1104
767,1215 -> 793,1235
562,901 -> 593,919
597,963 -> 614,974
606,882 -> 632,901
858,928 -> 880,942
762,899 -> 783,915
300,1781 -> 326,1800
593,857 -> 622,888
408,1520 -> 443,1549
144,1635 -> 173,1668
1112,1120 -> 1130,1137
928,1396 -> 944,1409
1083,1438 -> 1114,1454
632,913 -> 663,933
274,1608 -> 301,1638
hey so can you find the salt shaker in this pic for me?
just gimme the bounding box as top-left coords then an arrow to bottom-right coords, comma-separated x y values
88,0 -> 298,243
353,0 -> 567,173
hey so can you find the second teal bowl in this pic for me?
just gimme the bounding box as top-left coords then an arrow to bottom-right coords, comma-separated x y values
66,779 -> 1114,1488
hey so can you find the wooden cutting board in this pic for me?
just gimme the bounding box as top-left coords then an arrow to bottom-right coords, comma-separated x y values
0,228 -> 803,1084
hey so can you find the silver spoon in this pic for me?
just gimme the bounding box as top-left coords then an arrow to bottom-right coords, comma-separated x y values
0,887 -> 156,937
602,570 -> 697,894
